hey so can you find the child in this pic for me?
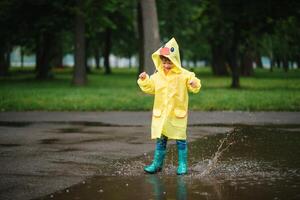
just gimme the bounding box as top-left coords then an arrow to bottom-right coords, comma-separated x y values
137,37 -> 201,175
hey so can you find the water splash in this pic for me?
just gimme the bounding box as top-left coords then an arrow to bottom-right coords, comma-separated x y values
100,129 -> 241,177
196,128 -> 239,177
105,160 -> 145,176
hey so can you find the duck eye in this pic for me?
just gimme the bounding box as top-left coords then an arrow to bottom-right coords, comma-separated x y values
170,47 -> 174,52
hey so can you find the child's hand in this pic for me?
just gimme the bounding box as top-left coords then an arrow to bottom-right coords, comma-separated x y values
189,80 -> 197,88
139,72 -> 148,80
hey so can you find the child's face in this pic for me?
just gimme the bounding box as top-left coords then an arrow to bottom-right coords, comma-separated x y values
162,58 -> 173,70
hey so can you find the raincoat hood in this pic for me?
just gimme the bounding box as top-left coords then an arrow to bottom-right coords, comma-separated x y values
152,37 -> 182,74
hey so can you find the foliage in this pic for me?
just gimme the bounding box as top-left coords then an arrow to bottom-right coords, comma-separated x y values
1,0 -> 300,81
0,67 -> 299,111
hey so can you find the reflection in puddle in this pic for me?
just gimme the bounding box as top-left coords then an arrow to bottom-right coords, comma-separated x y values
38,127 -> 300,200
0,121 -> 32,127
0,143 -> 22,147
40,138 -> 60,144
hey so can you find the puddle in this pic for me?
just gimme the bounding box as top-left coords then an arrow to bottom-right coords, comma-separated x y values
56,127 -> 83,133
37,127 -> 300,200
40,138 -> 60,144
0,143 -> 22,147
56,148 -> 82,152
0,121 -> 142,129
0,121 -> 32,127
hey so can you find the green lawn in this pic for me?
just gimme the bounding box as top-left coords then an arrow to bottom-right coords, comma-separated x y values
0,67 -> 299,111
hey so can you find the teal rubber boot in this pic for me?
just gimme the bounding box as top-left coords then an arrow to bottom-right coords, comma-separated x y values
144,149 -> 166,174
177,145 -> 188,175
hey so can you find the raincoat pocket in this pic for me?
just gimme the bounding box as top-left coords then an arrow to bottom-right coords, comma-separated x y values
153,109 -> 162,118
174,109 -> 187,118
170,109 -> 187,128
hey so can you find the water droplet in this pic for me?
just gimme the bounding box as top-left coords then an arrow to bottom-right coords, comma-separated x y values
230,182 -> 237,186
126,183 -> 129,186
98,189 -> 104,193
200,192 -> 209,196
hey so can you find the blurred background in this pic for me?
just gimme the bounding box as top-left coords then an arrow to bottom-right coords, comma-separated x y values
0,0 -> 299,111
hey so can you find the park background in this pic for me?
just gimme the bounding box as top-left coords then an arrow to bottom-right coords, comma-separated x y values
0,0 -> 299,111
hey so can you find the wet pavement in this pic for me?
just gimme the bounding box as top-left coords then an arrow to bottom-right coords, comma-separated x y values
0,120 -> 231,200
37,127 -> 300,200
0,112 -> 300,200
1,111 -> 300,126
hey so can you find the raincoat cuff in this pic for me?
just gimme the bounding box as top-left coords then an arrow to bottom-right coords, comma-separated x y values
137,74 -> 150,86
188,78 -> 201,93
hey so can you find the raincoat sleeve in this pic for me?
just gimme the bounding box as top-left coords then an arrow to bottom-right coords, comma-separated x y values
187,72 -> 201,93
137,74 -> 155,95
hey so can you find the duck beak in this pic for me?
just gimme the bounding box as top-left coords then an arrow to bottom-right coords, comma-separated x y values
160,47 -> 170,55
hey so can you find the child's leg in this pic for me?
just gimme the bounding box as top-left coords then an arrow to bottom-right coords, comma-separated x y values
156,134 -> 168,150
144,134 -> 168,174
176,139 -> 188,175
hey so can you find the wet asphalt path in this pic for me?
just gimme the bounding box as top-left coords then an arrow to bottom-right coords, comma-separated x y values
0,111 -> 299,200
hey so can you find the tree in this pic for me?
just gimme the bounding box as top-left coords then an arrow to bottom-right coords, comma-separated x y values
139,0 -> 160,74
111,1 -> 137,69
0,0 -> 18,76
156,0 -> 211,70
72,0 -> 87,86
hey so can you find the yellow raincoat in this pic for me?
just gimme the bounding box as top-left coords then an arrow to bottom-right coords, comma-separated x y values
137,38 -> 201,140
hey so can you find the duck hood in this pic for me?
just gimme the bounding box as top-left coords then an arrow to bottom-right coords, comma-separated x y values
152,37 -> 182,74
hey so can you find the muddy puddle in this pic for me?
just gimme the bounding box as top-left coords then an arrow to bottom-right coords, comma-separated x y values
37,127 -> 300,200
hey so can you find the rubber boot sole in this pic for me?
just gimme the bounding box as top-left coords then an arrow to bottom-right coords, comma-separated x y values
144,167 -> 162,174
176,171 -> 187,175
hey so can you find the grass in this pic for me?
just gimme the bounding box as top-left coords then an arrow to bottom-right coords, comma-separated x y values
0,67 -> 299,111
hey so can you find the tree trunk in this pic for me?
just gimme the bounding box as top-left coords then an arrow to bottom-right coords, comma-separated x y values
140,0 -> 160,74
20,46 -> 24,68
115,56 -> 119,68
36,32 -> 54,79
275,58 -> 281,68
270,58 -> 274,72
85,37 -> 92,73
255,52 -> 263,68
72,1 -> 87,86
128,56 -> 132,68
283,58 -> 289,72
137,1 -> 144,75
5,46 -> 11,70
0,47 -> 9,76
193,60 -> 197,68
95,47 -> 100,69
297,56 -> 300,69
211,42 -> 228,76
229,50 -> 239,88
228,25 -> 240,88
241,49 -> 254,76
103,28 -> 111,74
51,37 -> 63,68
